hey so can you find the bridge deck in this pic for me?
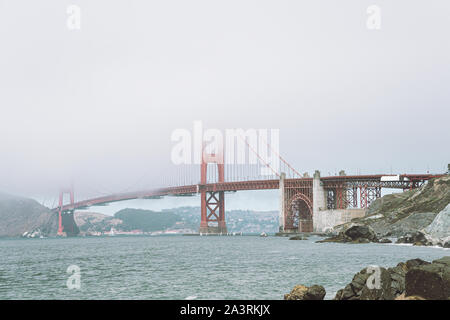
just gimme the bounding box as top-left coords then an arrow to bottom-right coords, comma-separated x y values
53,174 -> 443,212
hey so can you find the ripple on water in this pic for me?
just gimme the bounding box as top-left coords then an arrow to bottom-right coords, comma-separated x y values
0,236 -> 448,299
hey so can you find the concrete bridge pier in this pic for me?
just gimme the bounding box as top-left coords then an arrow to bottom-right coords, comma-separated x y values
312,170 -> 327,230
312,170 -> 367,232
278,170 -> 321,235
278,172 -> 286,233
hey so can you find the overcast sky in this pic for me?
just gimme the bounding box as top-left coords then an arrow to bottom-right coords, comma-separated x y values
0,1 -> 449,210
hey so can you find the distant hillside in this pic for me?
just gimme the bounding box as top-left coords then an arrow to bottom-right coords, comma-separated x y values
159,207 -> 279,233
114,208 -> 181,232
0,192 -> 279,237
0,193 -> 58,237
74,211 -> 123,234
75,207 -> 278,235
335,175 -> 450,237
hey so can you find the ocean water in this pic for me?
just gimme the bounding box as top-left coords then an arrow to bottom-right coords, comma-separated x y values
0,235 -> 448,300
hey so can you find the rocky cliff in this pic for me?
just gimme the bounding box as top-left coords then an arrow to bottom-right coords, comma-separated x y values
423,203 -> 450,245
334,175 -> 450,238
0,193 -> 58,237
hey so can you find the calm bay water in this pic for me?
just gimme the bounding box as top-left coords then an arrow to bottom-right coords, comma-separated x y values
0,235 -> 448,300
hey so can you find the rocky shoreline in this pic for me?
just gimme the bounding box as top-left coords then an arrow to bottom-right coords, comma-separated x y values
317,204 -> 449,248
316,224 -> 383,244
317,223 -> 449,248
285,256 -> 450,300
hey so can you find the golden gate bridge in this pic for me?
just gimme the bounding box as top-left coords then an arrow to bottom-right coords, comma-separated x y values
52,139 -> 443,236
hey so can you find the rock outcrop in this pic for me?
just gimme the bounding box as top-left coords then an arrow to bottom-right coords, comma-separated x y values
331,175 -> 450,239
317,224 -> 378,243
334,257 -> 450,300
334,266 -> 395,300
422,204 -> 450,247
288,235 -> 308,240
284,284 -> 326,300
396,231 -> 432,246
394,204 -> 450,247
405,256 -> 450,300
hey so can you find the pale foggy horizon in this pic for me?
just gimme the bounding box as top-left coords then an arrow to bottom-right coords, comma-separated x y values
1,1 -> 450,306
1,0 -> 449,204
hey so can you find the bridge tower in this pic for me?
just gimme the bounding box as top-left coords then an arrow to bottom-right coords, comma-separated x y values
199,147 -> 227,234
57,186 -> 78,236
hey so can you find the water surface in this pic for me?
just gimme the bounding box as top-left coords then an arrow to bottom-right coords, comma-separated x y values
0,235 -> 448,299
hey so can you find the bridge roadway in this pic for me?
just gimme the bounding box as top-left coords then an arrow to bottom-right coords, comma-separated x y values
52,174 -> 441,212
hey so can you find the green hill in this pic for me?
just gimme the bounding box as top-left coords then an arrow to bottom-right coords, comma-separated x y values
114,208 -> 181,232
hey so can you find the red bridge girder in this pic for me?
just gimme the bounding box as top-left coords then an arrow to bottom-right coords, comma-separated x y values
52,174 -> 442,212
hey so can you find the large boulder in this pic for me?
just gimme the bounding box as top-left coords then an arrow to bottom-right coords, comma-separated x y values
284,284 -> 326,300
334,267 -> 393,300
359,267 -> 394,300
424,204 -> 450,238
422,204 -> 450,247
405,257 -> 450,300
287,257 -> 450,300
344,225 -> 377,242
443,239 -> 450,248
284,285 -> 308,300
396,231 -> 432,246
289,235 -> 308,240
334,258 -> 431,300
317,224 -> 378,243
304,285 -> 326,300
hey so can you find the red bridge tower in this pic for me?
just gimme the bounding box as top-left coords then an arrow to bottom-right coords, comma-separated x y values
199,148 -> 227,234
57,186 -> 75,236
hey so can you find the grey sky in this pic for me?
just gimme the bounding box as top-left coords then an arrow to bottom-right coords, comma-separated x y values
0,1 -> 449,209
